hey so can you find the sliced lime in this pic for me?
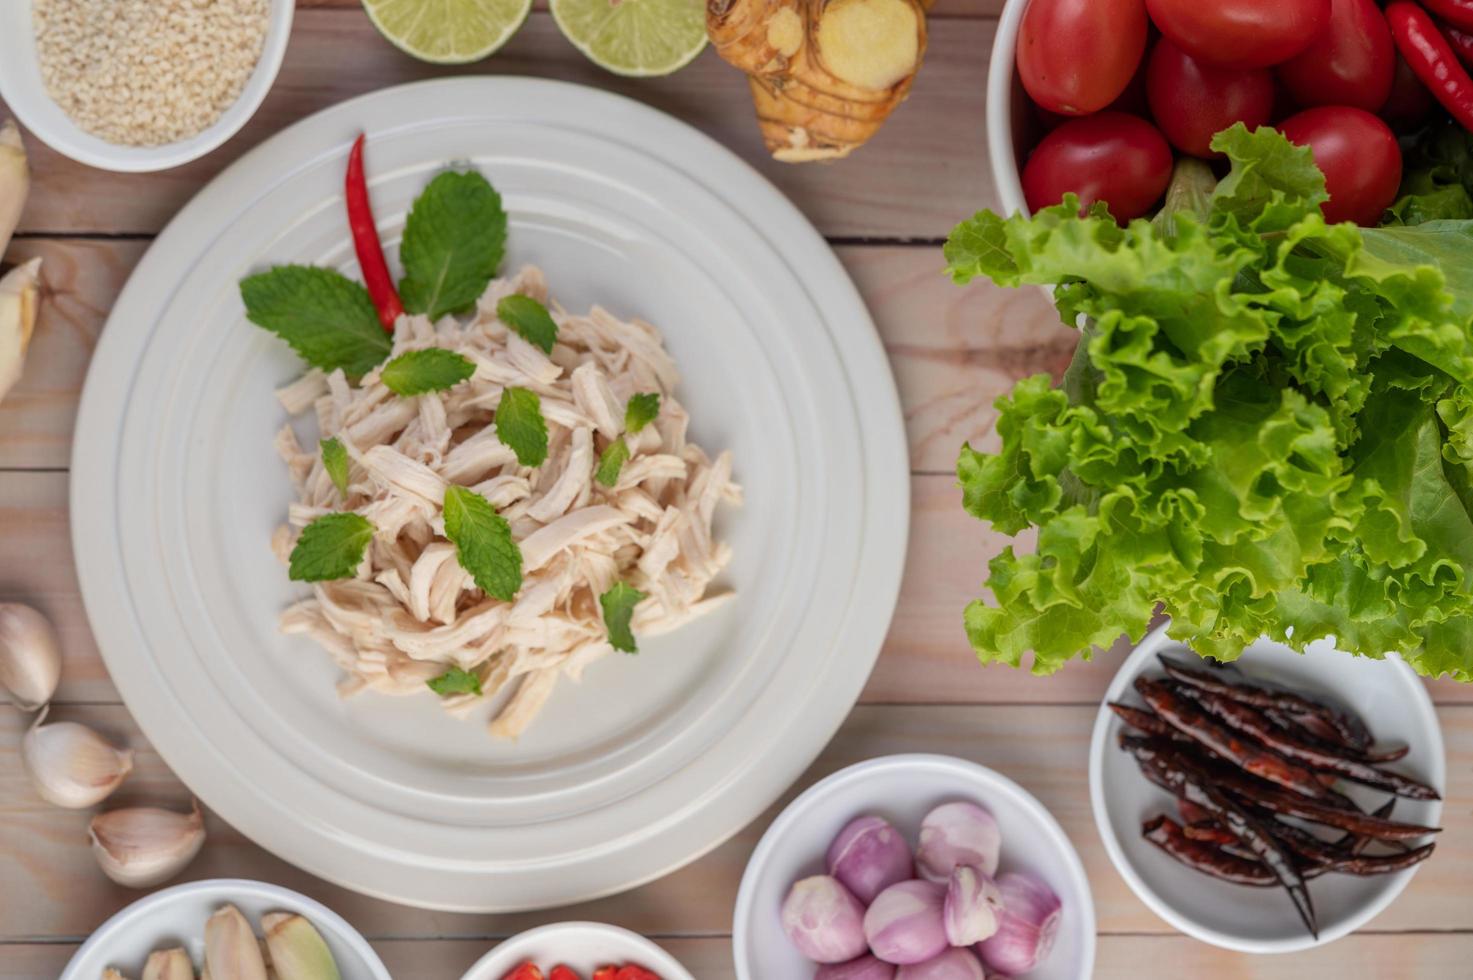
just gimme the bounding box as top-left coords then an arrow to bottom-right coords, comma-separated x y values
362,0 -> 532,64
550,0 -> 709,77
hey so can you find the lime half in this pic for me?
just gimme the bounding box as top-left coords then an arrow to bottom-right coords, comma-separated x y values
551,0 -> 709,77
362,0 -> 532,64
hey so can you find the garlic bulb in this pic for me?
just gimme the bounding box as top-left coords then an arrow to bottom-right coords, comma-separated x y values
143,947 -> 195,980
206,904 -> 269,980
89,801 -> 206,888
0,118 -> 29,255
0,257 -> 41,406
22,707 -> 133,807
0,602 -> 61,711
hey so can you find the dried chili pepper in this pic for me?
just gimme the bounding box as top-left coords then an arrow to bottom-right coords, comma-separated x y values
1180,685 -> 1440,801
1144,815 -> 1280,886
1184,820 -> 1240,846
1136,678 -> 1334,799
345,133 -> 404,332
1109,701 -> 1172,736
1389,1 -> 1473,132
1123,736 -> 1317,936
1157,656 -> 1371,749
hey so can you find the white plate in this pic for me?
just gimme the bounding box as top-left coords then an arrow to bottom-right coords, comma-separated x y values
733,754 -> 1097,979
70,77 -> 909,911
60,879 -> 390,980
459,923 -> 695,980
0,0 -> 293,172
1089,625 -> 1445,953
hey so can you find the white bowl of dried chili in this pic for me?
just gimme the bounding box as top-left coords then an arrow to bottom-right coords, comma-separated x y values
459,923 -> 695,980
0,0 -> 293,173
1090,622 -> 1445,954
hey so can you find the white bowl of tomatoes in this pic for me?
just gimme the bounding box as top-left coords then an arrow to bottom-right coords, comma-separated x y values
459,924 -> 694,980
987,0 -> 1467,224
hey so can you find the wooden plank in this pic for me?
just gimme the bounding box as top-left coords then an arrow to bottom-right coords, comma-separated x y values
5,466 -> 1472,706
12,934 -> 1473,980
0,241 -> 1064,472
1,11 -> 997,241
1,704 -> 1467,942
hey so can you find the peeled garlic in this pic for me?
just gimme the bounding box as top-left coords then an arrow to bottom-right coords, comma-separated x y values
89,801 -> 206,888
263,913 -> 340,980
0,257 -> 41,406
143,947 -> 196,980
205,905 -> 269,980
0,602 -> 61,711
0,118 -> 29,255
22,707 -> 133,808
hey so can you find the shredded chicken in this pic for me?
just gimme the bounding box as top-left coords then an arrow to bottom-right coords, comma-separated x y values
273,266 -> 740,738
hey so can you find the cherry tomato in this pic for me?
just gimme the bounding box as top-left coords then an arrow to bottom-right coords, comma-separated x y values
1277,107 -> 1402,225
591,969 -> 618,980
501,965 -> 544,980
1018,0 -> 1149,115
1145,0 -> 1330,69
1021,112 -> 1174,221
1146,38 -> 1276,157
612,968 -> 661,980
548,968 -> 582,980
1278,0 -> 1395,110
1381,52 -> 1437,126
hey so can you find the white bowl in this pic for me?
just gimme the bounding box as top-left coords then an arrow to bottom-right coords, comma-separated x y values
733,754 -> 1096,979
1089,624 -> 1445,954
459,923 -> 696,980
59,878 -> 391,979
0,0 -> 293,172
985,0 -> 1032,217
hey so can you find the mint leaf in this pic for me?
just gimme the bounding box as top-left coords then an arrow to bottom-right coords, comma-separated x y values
380,348 -> 476,396
600,581 -> 646,653
320,437 -> 350,499
497,294 -> 558,354
625,392 -> 660,434
495,387 -> 548,467
595,437 -> 630,487
288,513 -> 374,582
443,485 -> 522,601
241,265 -> 390,376
398,170 -> 506,320
427,666 -> 482,697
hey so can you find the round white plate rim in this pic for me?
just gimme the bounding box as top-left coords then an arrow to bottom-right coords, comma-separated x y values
0,0 -> 294,172
58,877 -> 391,980
730,752 -> 1098,978
458,922 -> 695,980
70,77 -> 909,911
1087,623 -> 1445,954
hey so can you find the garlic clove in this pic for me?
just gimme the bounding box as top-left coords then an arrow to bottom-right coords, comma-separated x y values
262,913 -> 340,980
0,118 -> 30,256
89,800 -> 206,888
22,707 -> 133,808
0,602 -> 61,711
205,905 -> 269,980
0,257 -> 41,406
143,947 -> 196,980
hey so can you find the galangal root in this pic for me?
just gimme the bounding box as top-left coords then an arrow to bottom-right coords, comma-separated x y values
0,118 -> 38,407
708,0 -> 929,162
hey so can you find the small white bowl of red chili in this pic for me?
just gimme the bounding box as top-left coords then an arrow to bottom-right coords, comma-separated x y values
458,924 -> 694,980
987,0 -> 1473,225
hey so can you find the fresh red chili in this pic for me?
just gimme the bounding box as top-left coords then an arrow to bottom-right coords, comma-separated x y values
1388,1 -> 1473,131
1442,20 -> 1473,69
1421,0 -> 1473,31
345,133 -> 404,332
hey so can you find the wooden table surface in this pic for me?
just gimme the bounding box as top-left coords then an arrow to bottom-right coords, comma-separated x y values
3,3 -> 1471,977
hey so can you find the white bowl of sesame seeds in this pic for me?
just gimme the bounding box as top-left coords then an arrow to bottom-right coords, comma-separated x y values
0,0 -> 293,173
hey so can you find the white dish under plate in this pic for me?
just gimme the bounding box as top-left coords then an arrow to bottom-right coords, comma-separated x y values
1089,624 -> 1445,954
59,879 -> 390,980
69,77 -> 909,911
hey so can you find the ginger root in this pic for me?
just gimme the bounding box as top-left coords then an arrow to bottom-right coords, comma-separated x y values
708,0 -> 928,162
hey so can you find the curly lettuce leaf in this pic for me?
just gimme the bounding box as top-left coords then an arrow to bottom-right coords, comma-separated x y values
947,125 -> 1473,681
